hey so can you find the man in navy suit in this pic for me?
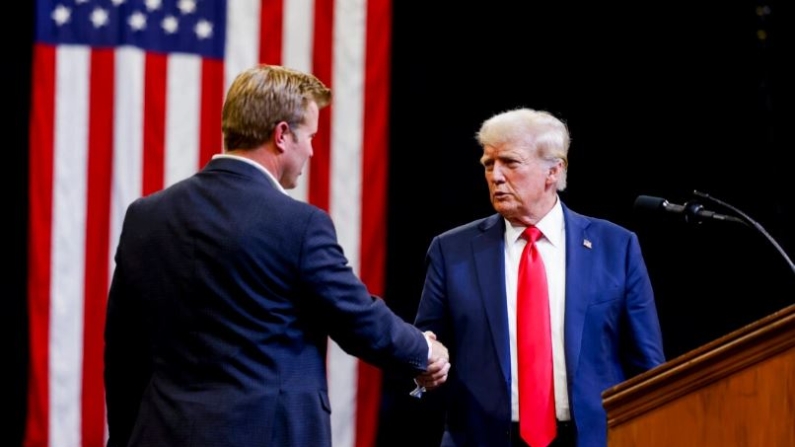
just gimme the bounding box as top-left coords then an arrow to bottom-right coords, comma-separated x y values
104,64 -> 450,447
413,108 -> 665,447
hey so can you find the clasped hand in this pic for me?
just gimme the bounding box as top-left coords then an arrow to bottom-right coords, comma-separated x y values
413,331 -> 451,394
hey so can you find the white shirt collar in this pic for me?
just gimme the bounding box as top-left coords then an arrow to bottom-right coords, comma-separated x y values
212,153 -> 287,195
504,197 -> 564,247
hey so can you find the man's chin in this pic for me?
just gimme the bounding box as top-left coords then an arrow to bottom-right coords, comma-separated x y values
491,200 -> 513,212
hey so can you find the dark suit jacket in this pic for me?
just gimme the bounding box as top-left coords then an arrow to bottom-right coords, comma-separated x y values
104,157 -> 428,447
414,204 -> 665,447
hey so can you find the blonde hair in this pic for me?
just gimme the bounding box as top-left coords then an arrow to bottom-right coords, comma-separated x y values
222,64 -> 332,150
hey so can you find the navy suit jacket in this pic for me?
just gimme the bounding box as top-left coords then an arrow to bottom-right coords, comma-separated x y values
414,204 -> 665,447
104,157 -> 429,447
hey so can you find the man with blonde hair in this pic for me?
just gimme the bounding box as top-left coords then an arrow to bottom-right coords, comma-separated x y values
104,64 -> 449,447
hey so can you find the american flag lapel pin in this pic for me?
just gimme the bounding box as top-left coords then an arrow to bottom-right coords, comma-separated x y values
583,239 -> 592,249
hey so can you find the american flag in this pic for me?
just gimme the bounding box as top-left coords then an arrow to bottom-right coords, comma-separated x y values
26,1 -> 392,446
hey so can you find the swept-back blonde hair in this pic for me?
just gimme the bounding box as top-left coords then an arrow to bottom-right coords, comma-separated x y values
222,64 -> 332,151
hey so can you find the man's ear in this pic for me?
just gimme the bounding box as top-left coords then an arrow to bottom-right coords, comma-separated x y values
273,121 -> 291,153
546,160 -> 563,184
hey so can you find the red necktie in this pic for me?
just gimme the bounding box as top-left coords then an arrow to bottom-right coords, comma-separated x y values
517,226 -> 556,447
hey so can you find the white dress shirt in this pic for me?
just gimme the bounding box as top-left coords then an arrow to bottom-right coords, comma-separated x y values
505,198 -> 570,422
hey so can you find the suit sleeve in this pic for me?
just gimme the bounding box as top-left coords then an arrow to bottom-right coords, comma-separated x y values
414,236 -> 450,341
623,232 -> 666,374
299,209 -> 429,376
411,236 -> 450,443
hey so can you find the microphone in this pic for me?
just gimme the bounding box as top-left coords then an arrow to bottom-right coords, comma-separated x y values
634,195 -> 746,225
634,191 -> 795,277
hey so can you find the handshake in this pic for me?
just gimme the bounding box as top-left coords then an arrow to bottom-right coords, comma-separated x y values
411,331 -> 451,398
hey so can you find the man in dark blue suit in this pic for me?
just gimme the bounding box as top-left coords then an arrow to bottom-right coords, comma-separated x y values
104,64 -> 450,447
413,108 -> 665,447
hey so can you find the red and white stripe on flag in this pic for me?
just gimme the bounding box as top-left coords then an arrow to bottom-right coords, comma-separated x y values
26,1 -> 391,446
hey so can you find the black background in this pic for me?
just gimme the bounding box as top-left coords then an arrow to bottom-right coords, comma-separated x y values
7,2 -> 793,446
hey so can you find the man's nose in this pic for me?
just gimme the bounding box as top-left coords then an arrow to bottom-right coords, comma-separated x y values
491,165 -> 506,182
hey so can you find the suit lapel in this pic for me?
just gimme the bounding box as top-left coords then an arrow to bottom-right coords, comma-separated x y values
562,206 -> 594,383
469,206 -> 601,395
472,216 -> 512,385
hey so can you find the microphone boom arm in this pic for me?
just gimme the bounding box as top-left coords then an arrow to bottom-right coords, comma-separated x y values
693,190 -> 795,276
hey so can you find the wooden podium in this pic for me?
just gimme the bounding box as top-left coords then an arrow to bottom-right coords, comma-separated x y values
602,303 -> 795,446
